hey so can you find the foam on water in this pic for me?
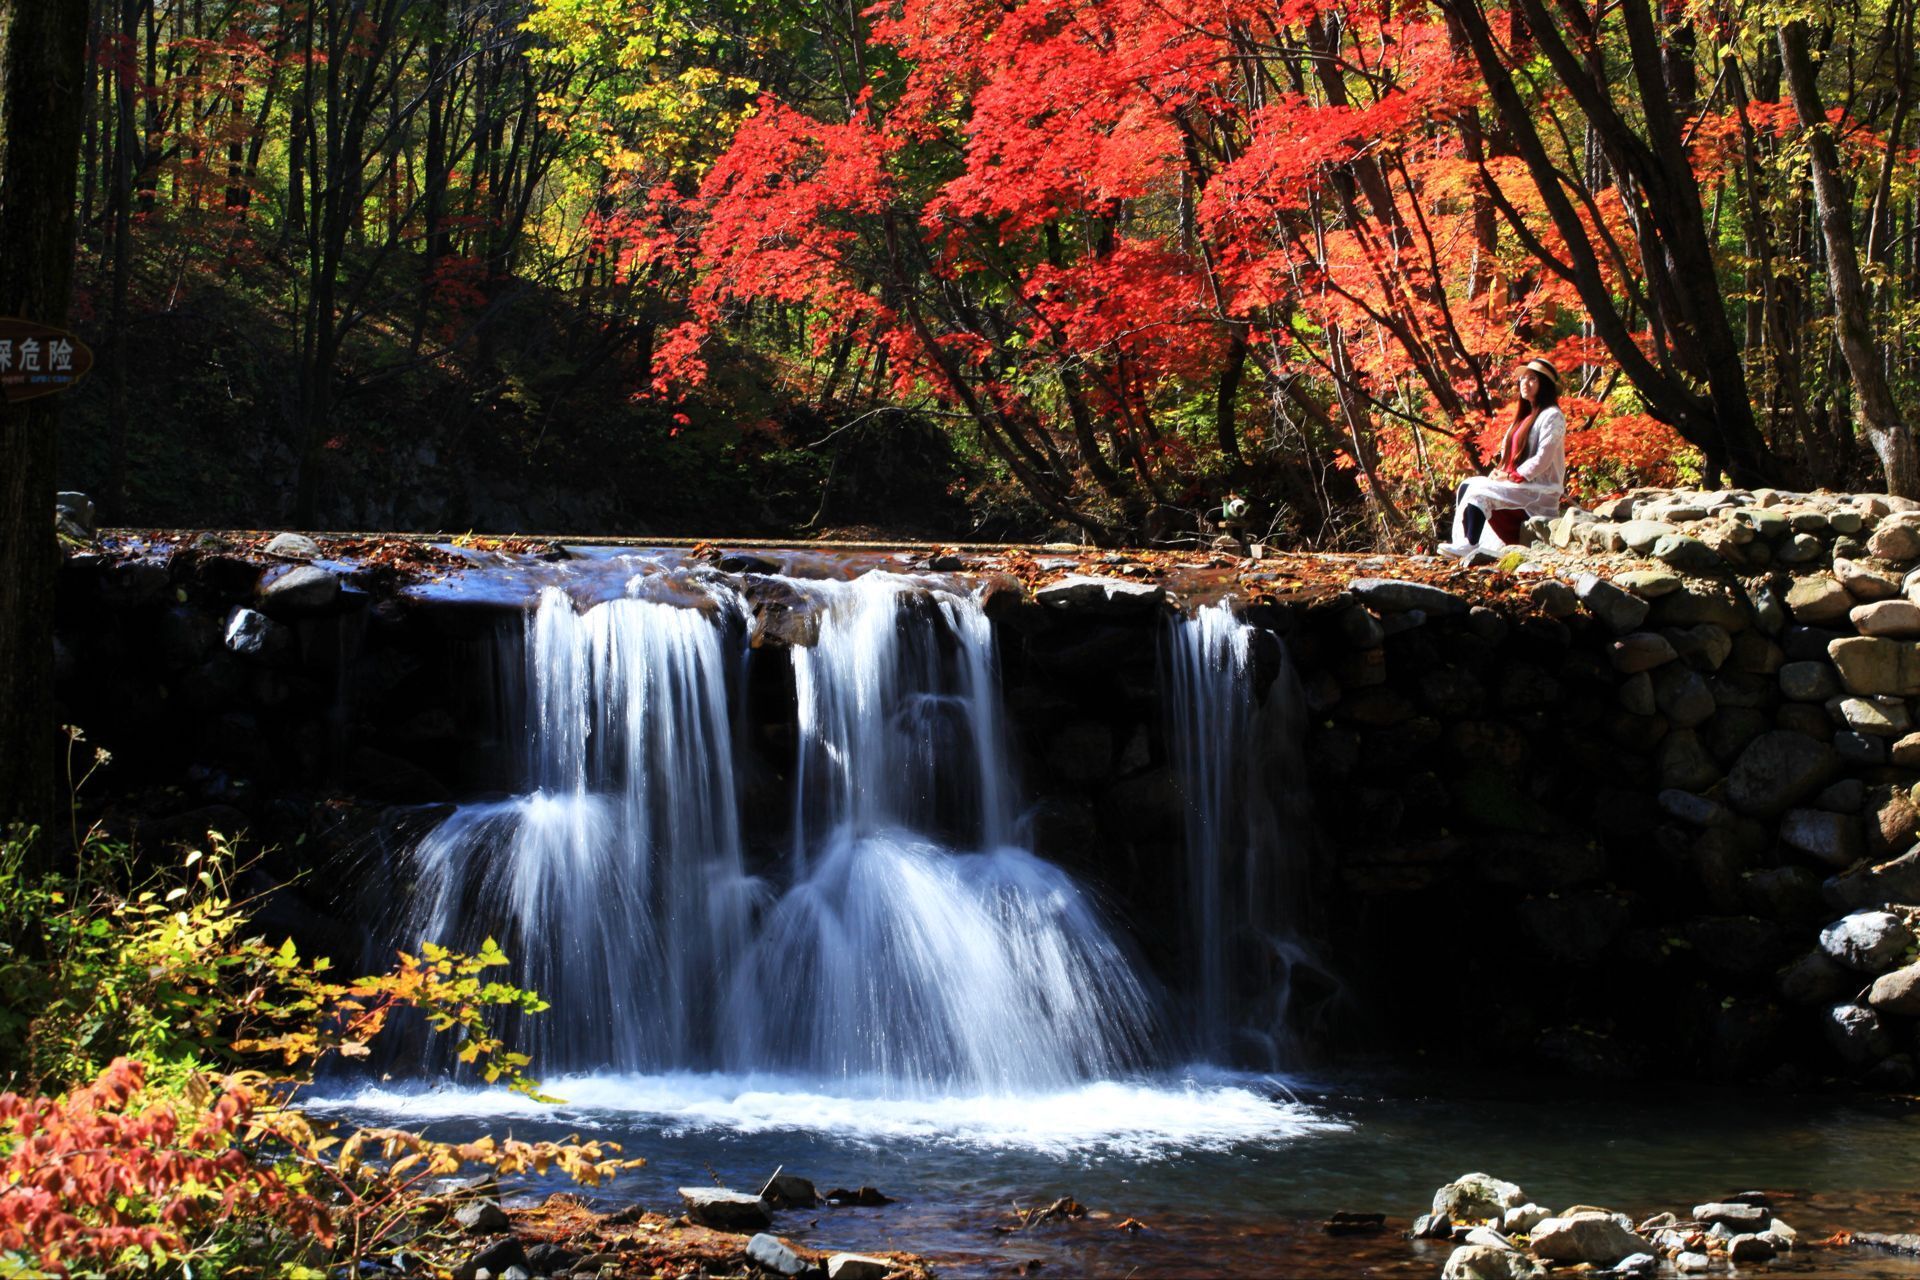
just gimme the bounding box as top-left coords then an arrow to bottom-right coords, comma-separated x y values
307,1071 -> 1342,1159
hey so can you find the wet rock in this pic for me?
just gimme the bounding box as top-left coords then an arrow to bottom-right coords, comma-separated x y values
265,532 -> 321,561
224,606 -> 289,660
718,552 -> 781,574
1413,1213 -> 1455,1240
1693,1202 -> 1768,1229
1035,575 -> 1166,613
1674,1252 -> 1711,1272
1612,1254 -> 1656,1278
763,1172 -> 821,1209
745,1233 -> 811,1277
826,1256 -> 893,1280
1765,1218 -> 1799,1249
1432,1173 -> 1528,1222
1724,732 -> 1838,817
1780,808 -> 1862,867
455,1201 -> 511,1233
1529,1212 -> 1647,1265
1868,962 -> 1920,1015
1819,910 -> 1914,972
823,1186 -> 895,1207
1441,1246 -> 1542,1280
678,1187 -> 772,1232
1727,1233 -> 1776,1263
1349,578 -> 1468,616
455,1239 -> 530,1280
1825,1002 -> 1893,1066
256,564 -> 341,613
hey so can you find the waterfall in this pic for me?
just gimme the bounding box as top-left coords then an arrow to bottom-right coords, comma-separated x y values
388,572 -> 1163,1092
1163,602 -> 1311,1065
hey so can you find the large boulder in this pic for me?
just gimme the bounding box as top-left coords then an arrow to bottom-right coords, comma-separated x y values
745,1234 -> 812,1277
1785,575 -> 1854,624
1576,574 -> 1651,633
1825,1002 -> 1893,1066
1780,808 -> 1862,867
677,1187 -> 772,1232
1826,849 -> 1920,910
1441,1246 -> 1542,1280
1867,962 -> 1920,1016
1853,600 -> 1920,638
1349,578 -> 1469,616
1529,1213 -> 1647,1266
256,564 -> 342,613
1724,732 -> 1838,817
1432,1173 -> 1528,1222
1035,575 -> 1166,614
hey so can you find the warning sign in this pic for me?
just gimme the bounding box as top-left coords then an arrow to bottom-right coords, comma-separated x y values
0,319 -> 92,404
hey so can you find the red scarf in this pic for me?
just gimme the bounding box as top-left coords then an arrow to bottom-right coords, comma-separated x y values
1501,411 -> 1537,474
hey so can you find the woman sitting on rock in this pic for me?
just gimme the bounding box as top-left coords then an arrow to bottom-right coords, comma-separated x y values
1440,358 -> 1567,560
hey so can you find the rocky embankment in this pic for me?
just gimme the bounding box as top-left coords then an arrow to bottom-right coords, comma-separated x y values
1415,1172 -> 1803,1278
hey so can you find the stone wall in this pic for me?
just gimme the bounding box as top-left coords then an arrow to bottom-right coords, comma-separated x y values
51,504 -> 1920,1087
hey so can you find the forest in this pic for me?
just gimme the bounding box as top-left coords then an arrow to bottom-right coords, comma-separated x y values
37,0 -> 1920,548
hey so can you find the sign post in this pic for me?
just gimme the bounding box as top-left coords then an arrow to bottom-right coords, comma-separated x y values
0,318 -> 91,403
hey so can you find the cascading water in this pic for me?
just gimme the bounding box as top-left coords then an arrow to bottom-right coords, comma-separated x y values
1163,602 -> 1315,1066
387,571 -> 1162,1092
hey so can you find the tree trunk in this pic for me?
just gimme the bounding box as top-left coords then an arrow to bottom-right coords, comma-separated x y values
0,0 -> 89,846
1779,19 -> 1917,494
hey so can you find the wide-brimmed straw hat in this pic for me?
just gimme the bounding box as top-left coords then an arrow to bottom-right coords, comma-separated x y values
1520,357 -> 1560,389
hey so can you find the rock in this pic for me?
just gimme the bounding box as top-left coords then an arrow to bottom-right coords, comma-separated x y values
762,1172 -> 819,1209
1767,1218 -> 1799,1248
1786,575 -> 1855,624
1432,1173 -> 1528,1222
1612,1255 -> 1656,1278
1652,665 -> 1715,728
1779,948 -> 1853,1003
1892,732 -> 1920,768
1577,575 -> 1652,633
56,491 -> 96,535
1827,1002 -> 1894,1066
256,564 -> 341,613
1616,568 -> 1682,598
1463,1226 -> 1516,1250
1779,661 -> 1840,702
1826,849 -> 1920,911
1835,730 -> 1888,765
1502,1204 -> 1551,1234
1035,575 -> 1166,613
827,1256 -> 894,1280
1658,789 -> 1730,827
745,1234 -> 811,1277
264,532 -> 321,561
1620,520 -> 1675,553
1830,636 -> 1920,694
1779,809 -> 1862,868
677,1187 -> 772,1232
223,606 -> 290,660
1676,623 -> 1734,671
1728,1234 -> 1776,1262
1815,778 -> 1866,812
1693,1202 -> 1768,1229
1441,1246 -> 1542,1280
1349,578 -> 1468,616
1855,599 -> 1920,637
1725,732 -> 1838,816
1657,730 -> 1722,790
1611,632 -> 1678,673
1831,695 -> 1913,736
455,1240 -> 530,1280
1652,580 -> 1751,631
455,1202 -> 511,1233
1529,1213 -> 1647,1266
1872,516 -> 1920,560
1836,558 -> 1903,600
1618,672 -> 1656,717
524,1243 -> 580,1275
1674,1252 -> 1711,1272
1413,1213 -> 1455,1240
1687,916 -> 1784,976
1779,532 -> 1825,563
1784,624 -> 1849,661
1530,579 -> 1578,618
1819,909 -> 1914,971
1868,962 -> 1920,1015
1652,534 -> 1721,574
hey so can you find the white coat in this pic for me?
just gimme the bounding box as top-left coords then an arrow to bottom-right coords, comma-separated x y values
1441,405 -> 1566,558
